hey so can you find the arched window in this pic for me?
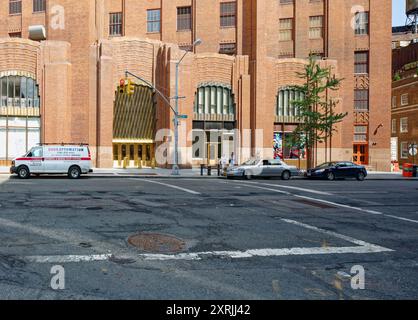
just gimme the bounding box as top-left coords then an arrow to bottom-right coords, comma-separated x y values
0,75 -> 41,164
0,75 -> 40,108
276,88 -> 304,118
194,84 -> 235,116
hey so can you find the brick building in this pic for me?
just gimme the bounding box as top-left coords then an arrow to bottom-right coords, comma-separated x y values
0,0 -> 392,170
392,41 -> 418,169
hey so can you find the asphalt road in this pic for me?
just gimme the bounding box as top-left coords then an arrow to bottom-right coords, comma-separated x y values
0,174 -> 417,300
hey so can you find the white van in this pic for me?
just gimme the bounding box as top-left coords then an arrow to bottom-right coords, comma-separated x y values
10,144 -> 93,179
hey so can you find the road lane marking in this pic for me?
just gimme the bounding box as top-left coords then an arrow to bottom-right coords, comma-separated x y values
135,179 -> 201,195
227,181 -> 418,225
25,254 -> 112,264
229,183 -> 290,195
281,219 -> 387,248
239,181 -> 332,195
137,218 -> 392,261
21,219 -> 393,263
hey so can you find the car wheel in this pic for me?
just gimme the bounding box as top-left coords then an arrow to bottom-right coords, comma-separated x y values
68,166 -> 81,179
327,172 -> 335,181
244,171 -> 253,180
281,170 -> 291,181
356,172 -> 366,181
17,166 -> 30,179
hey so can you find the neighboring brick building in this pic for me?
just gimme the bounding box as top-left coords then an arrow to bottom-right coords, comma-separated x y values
0,0 -> 392,170
392,41 -> 418,169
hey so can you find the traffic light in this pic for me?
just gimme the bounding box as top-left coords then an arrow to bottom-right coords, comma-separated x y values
119,79 -> 126,94
126,79 -> 135,95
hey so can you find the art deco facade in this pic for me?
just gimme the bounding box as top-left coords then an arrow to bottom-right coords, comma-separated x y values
0,0 -> 392,170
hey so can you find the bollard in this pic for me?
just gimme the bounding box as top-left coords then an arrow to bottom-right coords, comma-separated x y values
217,164 -> 221,176
201,164 -> 204,176
123,157 -> 128,169
208,166 -> 212,176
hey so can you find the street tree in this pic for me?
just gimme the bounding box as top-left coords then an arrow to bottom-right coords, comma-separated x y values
289,55 -> 347,168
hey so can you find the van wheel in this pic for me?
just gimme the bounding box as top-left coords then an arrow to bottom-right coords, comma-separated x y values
17,166 -> 30,179
68,166 -> 81,179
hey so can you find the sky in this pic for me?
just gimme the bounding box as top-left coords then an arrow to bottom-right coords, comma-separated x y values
393,0 -> 407,26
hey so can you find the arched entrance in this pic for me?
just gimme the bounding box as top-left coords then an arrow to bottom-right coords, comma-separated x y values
113,82 -> 156,168
0,74 -> 41,166
192,83 -> 236,166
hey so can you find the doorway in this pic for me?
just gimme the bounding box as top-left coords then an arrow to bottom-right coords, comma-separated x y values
353,144 -> 368,165
113,143 -> 154,168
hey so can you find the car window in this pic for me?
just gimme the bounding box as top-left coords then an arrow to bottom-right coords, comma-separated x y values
269,159 -> 283,166
262,160 -> 269,166
242,159 -> 257,166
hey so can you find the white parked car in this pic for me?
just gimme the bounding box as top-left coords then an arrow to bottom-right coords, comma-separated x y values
10,144 -> 93,179
226,158 -> 300,180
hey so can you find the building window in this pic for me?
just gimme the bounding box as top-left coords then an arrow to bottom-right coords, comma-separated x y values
354,51 -> 369,74
220,2 -> 236,28
277,88 -> 304,117
8,32 -> 22,38
401,142 -> 409,159
194,85 -> 235,116
33,0 -> 45,12
279,18 -> 293,41
392,119 -> 397,134
400,117 -> 408,133
219,43 -> 236,55
109,12 -> 123,36
354,12 -> 369,35
147,9 -> 161,33
401,93 -> 409,106
392,96 -> 397,108
354,89 -> 369,111
9,0 -> 21,15
354,126 -> 368,143
0,76 -> 40,108
353,130 -> 368,145
309,16 -> 323,39
177,6 -> 192,31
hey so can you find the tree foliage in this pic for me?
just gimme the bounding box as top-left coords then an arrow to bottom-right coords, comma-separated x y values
289,55 -> 347,166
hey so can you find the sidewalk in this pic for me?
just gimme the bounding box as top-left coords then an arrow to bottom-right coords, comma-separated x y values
1,166 -> 417,180
0,166 -> 219,179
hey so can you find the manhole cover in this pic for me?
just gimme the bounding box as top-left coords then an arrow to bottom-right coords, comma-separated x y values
127,233 -> 186,253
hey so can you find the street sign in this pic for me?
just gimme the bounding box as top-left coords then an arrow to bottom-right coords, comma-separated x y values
177,115 -> 188,119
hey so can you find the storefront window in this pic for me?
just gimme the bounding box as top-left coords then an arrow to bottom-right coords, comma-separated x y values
0,75 -> 41,163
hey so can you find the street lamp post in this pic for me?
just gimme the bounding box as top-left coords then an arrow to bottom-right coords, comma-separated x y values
172,38 -> 202,175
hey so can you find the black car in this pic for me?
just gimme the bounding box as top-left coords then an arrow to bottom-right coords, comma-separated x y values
306,162 -> 367,181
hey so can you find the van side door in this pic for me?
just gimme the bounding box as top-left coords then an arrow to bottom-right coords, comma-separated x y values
27,147 -> 44,173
